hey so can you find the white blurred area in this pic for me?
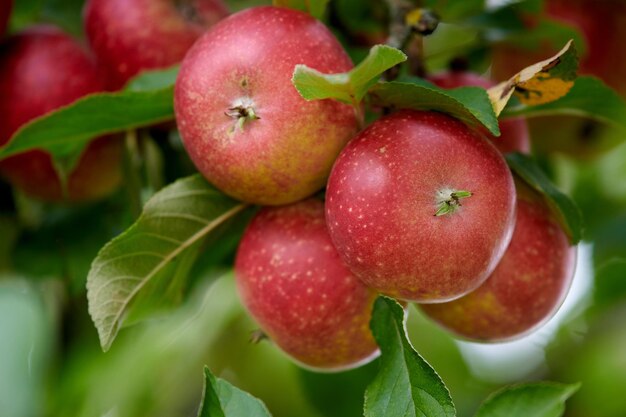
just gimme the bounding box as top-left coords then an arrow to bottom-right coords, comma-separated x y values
455,242 -> 594,383
486,0 -> 521,9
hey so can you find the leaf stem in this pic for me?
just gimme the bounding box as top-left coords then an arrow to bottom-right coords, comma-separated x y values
352,97 -> 365,130
123,129 -> 143,218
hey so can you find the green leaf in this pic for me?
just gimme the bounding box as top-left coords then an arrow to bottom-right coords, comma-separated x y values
364,297 -> 455,417
273,0 -> 329,19
198,366 -> 272,417
502,76 -> 626,131
475,382 -> 580,417
369,80 -> 501,135
506,153 -> 583,244
0,87 -> 174,162
292,45 -> 407,104
125,66 -> 179,92
86,175 -> 248,351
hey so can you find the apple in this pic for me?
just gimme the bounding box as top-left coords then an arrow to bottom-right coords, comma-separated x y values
326,110 -> 516,303
429,71 -> 530,154
84,0 -> 229,89
0,0 -> 11,36
235,199 -> 379,371
0,26 -> 122,202
419,179 -> 576,342
175,6 -> 358,205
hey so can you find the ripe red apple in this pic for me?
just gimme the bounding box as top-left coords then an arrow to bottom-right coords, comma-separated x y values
175,6 -> 358,205
235,199 -> 379,371
326,110 -> 516,303
0,26 -> 122,202
0,0 -> 11,36
84,0 -> 229,89
419,180 -> 576,342
429,71 -> 530,154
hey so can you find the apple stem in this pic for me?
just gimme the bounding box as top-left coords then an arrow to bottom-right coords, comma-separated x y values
383,1 -> 439,79
434,189 -> 473,217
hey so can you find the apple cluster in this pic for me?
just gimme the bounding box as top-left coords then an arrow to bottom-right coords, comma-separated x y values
170,6 -> 577,371
0,1 -> 578,372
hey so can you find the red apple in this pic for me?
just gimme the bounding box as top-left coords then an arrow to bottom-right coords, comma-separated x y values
84,0 -> 229,89
419,180 -> 576,342
175,6 -> 357,205
0,26 -> 122,202
235,199 -> 379,371
326,110 -> 516,303
0,0 -> 11,36
429,71 -> 530,154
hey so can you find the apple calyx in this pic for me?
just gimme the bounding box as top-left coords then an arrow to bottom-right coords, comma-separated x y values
249,329 -> 268,344
226,97 -> 260,134
434,188 -> 473,217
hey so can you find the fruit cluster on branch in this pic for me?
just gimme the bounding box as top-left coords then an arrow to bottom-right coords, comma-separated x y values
0,0 -> 582,372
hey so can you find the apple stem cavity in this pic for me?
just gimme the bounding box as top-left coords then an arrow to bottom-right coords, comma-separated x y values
226,97 -> 260,135
434,189 -> 473,217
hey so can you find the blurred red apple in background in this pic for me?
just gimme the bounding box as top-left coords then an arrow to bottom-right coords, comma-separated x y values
491,0 -> 626,96
235,199 -> 379,371
0,26 -> 122,202
326,110 -> 516,303
84,0 -> 229,89
420,179 -> 576,342
175,6 -> 357,205
429,70 -> 530,154
490,0 -> 626,158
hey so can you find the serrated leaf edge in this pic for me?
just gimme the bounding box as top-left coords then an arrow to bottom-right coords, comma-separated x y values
87,177 -> 247,351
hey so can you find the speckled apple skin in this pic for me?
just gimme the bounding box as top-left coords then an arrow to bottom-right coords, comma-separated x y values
175,6 -> 357,205
235,199 -> 379,371
0,26 -> 122,202
326,110 -> 517,303
0,0 -> 11,36
84,0 -> 228,89
420,181 -> 576,342
429,71 -> 530,154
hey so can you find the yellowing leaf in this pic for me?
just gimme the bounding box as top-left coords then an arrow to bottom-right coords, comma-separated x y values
488,40 -> 578,116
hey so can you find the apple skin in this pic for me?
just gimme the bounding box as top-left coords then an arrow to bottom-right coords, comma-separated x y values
235,199 -> 379,372
0,0 -> 11,36
326,110 -> 516,303
175,6 -> 357,206
0,26 -> 122,202
419,180 -> 576,342
84,0 -> 228,89
428,71 -> 530,154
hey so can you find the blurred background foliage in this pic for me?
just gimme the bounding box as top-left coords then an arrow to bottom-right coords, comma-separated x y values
1,0 -> 626,416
